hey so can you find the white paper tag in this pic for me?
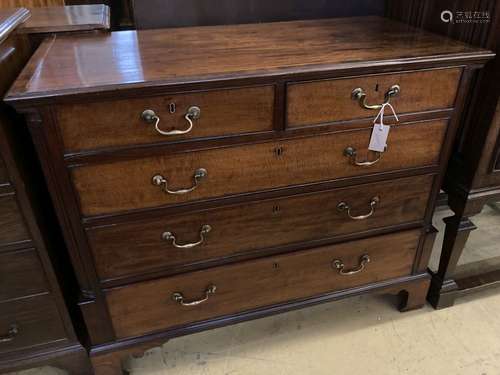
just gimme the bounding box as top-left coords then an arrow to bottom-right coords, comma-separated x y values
368,123 -> 390,152
367,102 -> 398,153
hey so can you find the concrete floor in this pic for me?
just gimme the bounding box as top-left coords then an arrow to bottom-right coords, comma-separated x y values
11,206 -> 500,375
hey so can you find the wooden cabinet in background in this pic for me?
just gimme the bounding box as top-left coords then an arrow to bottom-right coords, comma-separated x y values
387,0 -> 500,309
0,0 -> 63,9
0,8 -> 90,374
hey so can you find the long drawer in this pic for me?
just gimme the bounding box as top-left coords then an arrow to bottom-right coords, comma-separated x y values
72,119 -> 447,216
0,295 -> 67,355
287,68 -> 461,128
0,193 -> 30,250
88,174 -> 433,281
0,248 -> 49,302
106,229 -> 420,338
55,85 -> 275,153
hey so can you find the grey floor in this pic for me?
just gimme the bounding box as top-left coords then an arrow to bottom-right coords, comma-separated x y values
11,205 -> 500,375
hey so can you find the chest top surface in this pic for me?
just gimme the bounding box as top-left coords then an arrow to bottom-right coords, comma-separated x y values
5,16 -> 493,105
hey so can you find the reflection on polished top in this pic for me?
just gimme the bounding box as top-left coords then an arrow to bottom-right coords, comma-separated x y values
0,8 -> 30,44
6,16 -> 491,103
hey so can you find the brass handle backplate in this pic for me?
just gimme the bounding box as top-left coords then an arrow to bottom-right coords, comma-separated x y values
141,106 -> 201,136
172,284 -> 216,307
0,324 -> 18,343
152,168 -> 207,195
351,84 -> 400,110
162,225 -> 211,249
344,146 -> 386,167
337,196 -> 380,220
332,255 -> 371,276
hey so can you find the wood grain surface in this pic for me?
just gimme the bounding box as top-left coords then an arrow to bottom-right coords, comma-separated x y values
56,85 -> 275,152
5,17 -> 489,103
87,174 -> 433,281
71,119 -> 448,216
106,229 -> 420,338
287,68 -> 461,127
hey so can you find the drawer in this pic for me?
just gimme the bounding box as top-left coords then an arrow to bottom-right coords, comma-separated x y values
0,249 -> 49,303
55,86 -> 275,153
0,295 -> 67,355
72,119 -> 447,216
88,174 -> 433,281
0,194 -> 30,249
106,229 -> 420,338
287,68 -> 461,128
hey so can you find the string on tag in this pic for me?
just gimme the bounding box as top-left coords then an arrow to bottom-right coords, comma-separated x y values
373,103 -> 399,130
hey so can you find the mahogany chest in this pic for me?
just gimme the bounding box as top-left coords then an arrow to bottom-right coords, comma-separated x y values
5,16 -> 494,374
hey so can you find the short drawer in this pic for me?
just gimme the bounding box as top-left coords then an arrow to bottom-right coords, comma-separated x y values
0,295 -> 67,355
55,86 -> 275,153
287,68 -> 461,128
106,229 -> 420,338
72,119 -> 447,216
0,194 -> 30,249
0,249 -> 49,303
88,174 -> 433,281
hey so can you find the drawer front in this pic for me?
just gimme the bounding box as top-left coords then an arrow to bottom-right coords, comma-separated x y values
287,68 -> 461,127
56,86 -> 275,153
72,119 -> 447,216
106,229 -> 420,338
88,174 -> 433,280
0,295 -> 67,355
0,194 -> 30,249
0,249 -> 49,303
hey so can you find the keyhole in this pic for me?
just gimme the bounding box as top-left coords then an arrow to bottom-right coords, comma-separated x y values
169,103 -> 176,114
274,146 -> 284,157
375,83 -> 379,92
273,262 -> 280,269
272,205 -> 281,215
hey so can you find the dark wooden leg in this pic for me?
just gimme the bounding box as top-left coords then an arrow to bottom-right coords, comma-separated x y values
398,277 -> 430,312
91,339 -> 169,375
427,214 -> 477,309
91,352 -> 126,375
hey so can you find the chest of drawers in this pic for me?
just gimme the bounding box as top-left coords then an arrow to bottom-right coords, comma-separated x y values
5,16 -> 494,374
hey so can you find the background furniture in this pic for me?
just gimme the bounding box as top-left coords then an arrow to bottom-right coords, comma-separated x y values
0,5 -> 111,373
0,8 -> 89,374
18,4 -> 110,34
65,0 -> 132,30
0,0 -> 64,8
132,0 -> 384,29
387,0 -> 500,308
6,16 -> 492,374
